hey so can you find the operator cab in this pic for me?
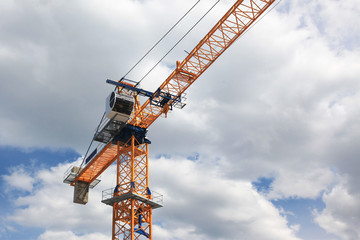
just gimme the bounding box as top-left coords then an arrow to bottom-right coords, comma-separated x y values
105,91 -> 134,123
93,91 -> 135,144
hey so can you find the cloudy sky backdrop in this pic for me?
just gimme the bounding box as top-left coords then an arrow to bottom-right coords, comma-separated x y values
1,0 -> 360,239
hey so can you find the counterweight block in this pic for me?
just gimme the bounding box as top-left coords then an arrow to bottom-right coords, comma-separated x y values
73,180 -> 90,204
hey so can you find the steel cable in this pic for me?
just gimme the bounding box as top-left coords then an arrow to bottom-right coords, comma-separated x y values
135,0 -> 220,87
122,0 -> 201,80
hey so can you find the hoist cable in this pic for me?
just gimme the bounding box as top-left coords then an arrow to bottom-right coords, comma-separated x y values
78,111 -> 106,172
122,0 -> 201,80
135,0 -> 220,87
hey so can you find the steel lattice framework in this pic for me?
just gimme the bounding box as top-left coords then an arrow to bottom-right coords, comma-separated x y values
129,0 -> 276,129
69,1 -> 276,239
112,137 -> 152,240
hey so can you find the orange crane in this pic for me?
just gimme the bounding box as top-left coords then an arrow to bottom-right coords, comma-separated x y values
63,0 -> 276,239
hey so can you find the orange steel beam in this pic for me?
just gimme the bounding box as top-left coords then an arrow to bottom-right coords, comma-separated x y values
72,0 -> 275,186
72,0 -> 276,187
129,0 -> 275,129
71,142 -> 130,185
69,1 -> 276,239
112,136 -> 152,240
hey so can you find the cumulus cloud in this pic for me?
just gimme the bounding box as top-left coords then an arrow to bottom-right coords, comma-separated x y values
4,160 -> 112,235
150,157 -> 300,240
2,167 -> 35,192
1,0 -> 360,239
266,168 -> 337,199
2,157 -> 300,240
314,182 -> 360,240
38,231 -> 109,240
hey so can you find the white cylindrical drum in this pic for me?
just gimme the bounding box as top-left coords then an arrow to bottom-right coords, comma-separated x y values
105,91 -> 134,122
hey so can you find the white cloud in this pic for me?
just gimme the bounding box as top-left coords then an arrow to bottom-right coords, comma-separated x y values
5,160 -> 113,235
314,182 -> 360,240
1,0 -> 360,239
152,224 -> 207,240
267,168 -> 337,199
2,167 -> 35,192
311,0 -> 360,49
3,157 -> 300,240
150,157 -> 300,240
290,224 -> 300,233
38,230 -> 109,240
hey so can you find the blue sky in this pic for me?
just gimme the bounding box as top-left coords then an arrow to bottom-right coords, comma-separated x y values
253,177 -> 337,240
0,147 -> 80,239
1,0 -> 360,239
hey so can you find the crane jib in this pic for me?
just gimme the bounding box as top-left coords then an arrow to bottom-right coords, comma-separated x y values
64,1 -> 278,238
128,0 -> 276,129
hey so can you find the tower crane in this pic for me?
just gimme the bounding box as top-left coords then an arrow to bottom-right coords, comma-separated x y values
63,0 -> 276,239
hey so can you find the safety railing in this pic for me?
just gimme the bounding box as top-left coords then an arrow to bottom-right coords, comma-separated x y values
102,187 -> 163,206
63,165 -> 101,188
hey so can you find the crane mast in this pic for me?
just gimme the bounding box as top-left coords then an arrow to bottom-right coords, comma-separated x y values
63,1 -> 276,239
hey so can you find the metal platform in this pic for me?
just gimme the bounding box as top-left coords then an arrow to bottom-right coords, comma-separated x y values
63,166 -> 100,189
101,188 -> 163,209
93,118 -> 126,144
